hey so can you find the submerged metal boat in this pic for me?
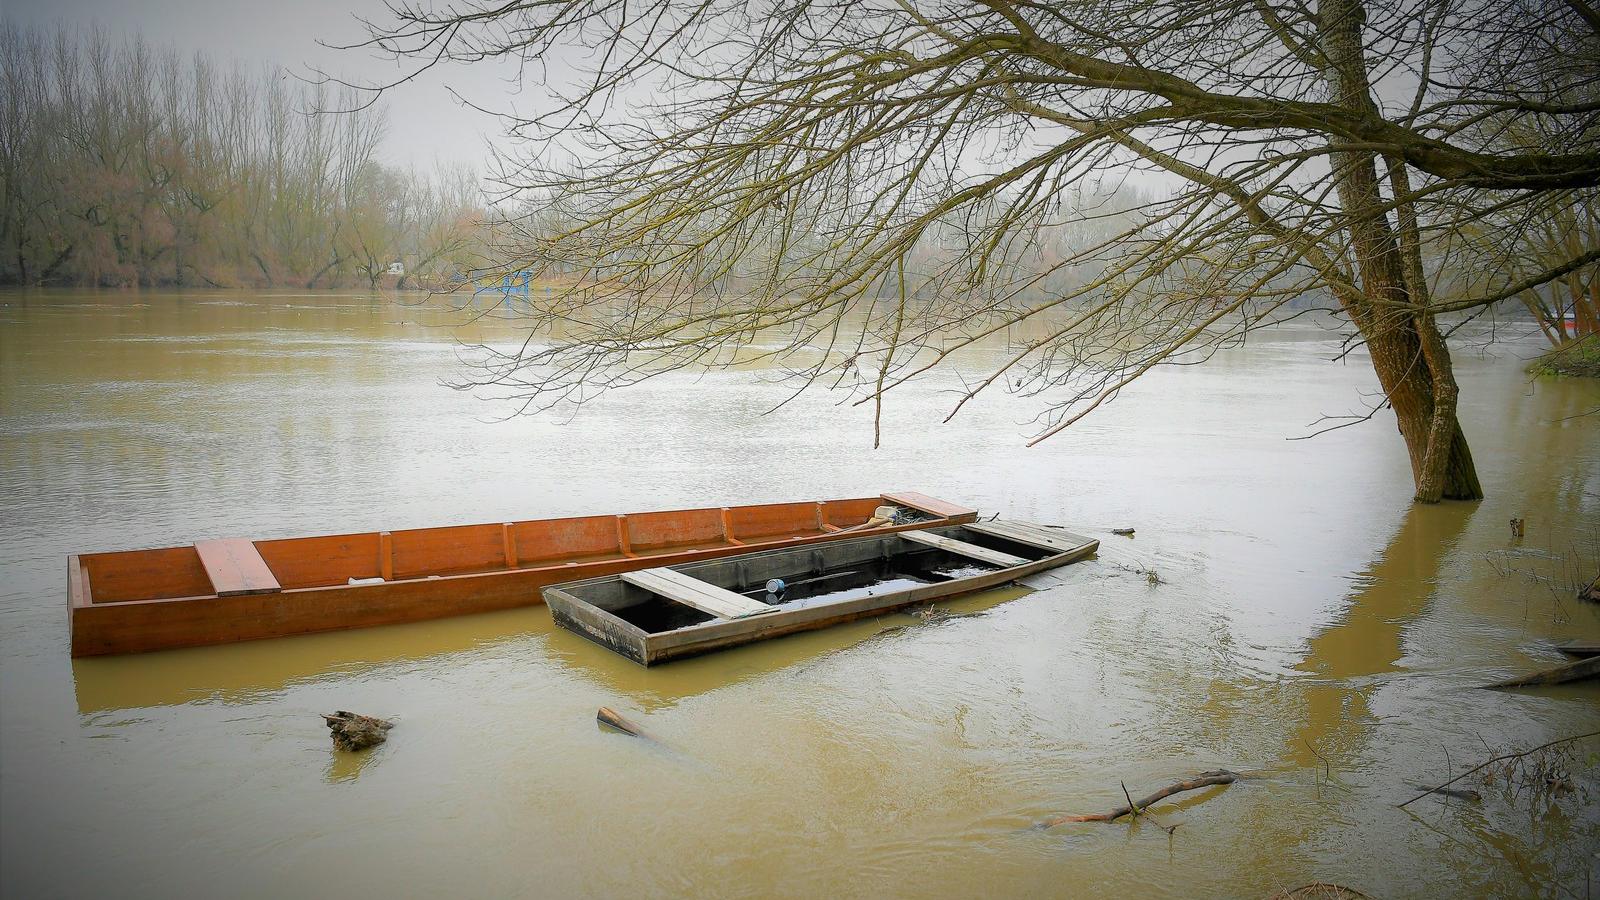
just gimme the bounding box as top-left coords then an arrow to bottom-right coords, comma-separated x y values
543,520 -> 1097,665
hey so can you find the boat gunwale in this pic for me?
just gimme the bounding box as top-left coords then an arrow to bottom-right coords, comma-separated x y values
74,493 -> 956,560
74,493 -> 969,604
74,515 -> 975,609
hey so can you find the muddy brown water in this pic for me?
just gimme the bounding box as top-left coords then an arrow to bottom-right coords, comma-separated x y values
1,289 -> 1597,898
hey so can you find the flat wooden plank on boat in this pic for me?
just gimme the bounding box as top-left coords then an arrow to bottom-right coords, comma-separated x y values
900,530 -> 1028,568
193,539 -> 282,596
967,520 -> 1095,553
621,567 -> 777,620
882,491 -> 976,520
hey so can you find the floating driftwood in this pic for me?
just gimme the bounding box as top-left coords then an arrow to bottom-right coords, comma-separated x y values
1036,769 -> 1239,826
1111,528 -> 1135,537
322,710 -> 393,751
596,706 -> 661,743
1481,655 -> 1600,689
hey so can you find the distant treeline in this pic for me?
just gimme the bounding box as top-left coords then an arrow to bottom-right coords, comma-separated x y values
0,25 -> 485,288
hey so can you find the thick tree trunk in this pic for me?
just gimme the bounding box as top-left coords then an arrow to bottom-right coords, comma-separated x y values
1319,0 -> 1483,502
1387,157 -> 1483,502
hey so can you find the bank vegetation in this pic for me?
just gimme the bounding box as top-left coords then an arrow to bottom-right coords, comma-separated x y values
0,24 -> 486,289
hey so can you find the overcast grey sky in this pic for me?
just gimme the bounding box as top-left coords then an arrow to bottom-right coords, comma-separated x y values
5,0 -> 521,171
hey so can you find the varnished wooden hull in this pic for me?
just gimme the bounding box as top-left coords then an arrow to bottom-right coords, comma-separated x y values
544,522 -> 1097,666
68,492 -> 977,656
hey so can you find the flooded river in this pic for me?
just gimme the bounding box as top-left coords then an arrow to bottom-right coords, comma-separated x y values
2,289 -> 1597,898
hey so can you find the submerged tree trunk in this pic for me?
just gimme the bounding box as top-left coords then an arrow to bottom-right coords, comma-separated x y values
1319,0 -> 1483,502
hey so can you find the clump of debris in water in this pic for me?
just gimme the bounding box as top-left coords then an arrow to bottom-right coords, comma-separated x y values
322,711 -> 393,751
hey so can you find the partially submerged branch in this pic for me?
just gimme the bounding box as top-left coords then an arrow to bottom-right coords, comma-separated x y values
1397,730 -> 1600,808
1036,769 -> 1239,827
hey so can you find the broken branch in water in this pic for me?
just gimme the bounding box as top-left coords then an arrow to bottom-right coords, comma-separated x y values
1481,655 -> 1600,688
1036,769 -> 1239,827
1397,729 -> 1600,809
1406,783 -> 1482,803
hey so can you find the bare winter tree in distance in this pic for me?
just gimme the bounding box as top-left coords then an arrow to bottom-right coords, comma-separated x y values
346,0 -> 1600,502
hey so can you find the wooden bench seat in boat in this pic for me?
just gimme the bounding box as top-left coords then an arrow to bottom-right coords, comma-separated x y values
193,539 -> 282,596
880,491 -> 977,520
621,567 -> 778,619
898,530 -> 1028,567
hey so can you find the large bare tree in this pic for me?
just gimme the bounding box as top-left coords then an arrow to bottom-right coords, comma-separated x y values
351,0 -> 1600,502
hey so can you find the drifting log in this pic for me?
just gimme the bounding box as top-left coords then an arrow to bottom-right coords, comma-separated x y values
1481,655 -> 1600,689
1037,769 -> 1239,826
596,706 -> 661,742
322,710 -> 393,751
1111,528 -> 1136,536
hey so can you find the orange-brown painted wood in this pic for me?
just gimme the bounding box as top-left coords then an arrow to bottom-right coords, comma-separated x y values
69,493 -> 977,656
881,491 -> 975,519
194,539 -> 282,596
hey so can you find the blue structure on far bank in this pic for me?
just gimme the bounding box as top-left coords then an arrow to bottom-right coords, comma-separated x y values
474,270 -> 532,296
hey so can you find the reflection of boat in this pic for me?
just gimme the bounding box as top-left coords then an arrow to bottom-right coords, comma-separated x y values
69,492 -> 976,656
73,584 -> 1033,714
545,521 -> 1097,666
71,606 -> 546,713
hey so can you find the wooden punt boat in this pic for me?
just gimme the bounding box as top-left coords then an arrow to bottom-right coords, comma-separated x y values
543,521 -> 1097,666
67,492 -> 977,657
